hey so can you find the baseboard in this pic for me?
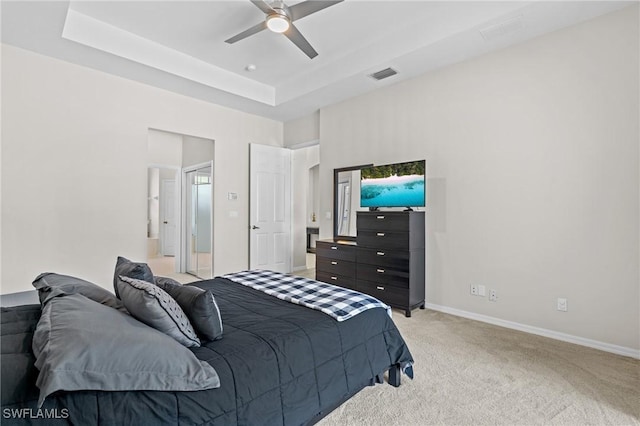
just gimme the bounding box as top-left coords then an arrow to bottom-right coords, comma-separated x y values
292,265 -> 308,272
425,303 -> 640,360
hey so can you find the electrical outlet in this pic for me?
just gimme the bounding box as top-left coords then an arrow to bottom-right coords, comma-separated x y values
557,298 -> 568,312
470,285 -> 478,296
489,289 -> 497,302
478,285 -> 486,297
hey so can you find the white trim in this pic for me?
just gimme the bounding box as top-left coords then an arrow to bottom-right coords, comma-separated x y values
292,265 -> 308,272
425,303 -> 640,360
62,9 -> 275,105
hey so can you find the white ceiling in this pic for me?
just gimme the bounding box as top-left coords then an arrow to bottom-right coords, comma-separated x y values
1,1 -> 633,122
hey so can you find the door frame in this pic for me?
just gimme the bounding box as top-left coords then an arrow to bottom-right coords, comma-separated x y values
181,161 -> 214,278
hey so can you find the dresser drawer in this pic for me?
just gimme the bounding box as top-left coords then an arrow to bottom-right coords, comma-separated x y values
358,280 -> 408,307
316,257 -> 356,277
316,241 -> 356,262
357,213 -> 409,232
356,263 -> 410,288
316,271 -> 357,291
357,230 -> 409,250
356,247 -> 410,269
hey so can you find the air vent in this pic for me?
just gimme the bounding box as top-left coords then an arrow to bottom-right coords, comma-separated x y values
369,67 -> 398,81
479,15 -> 523,41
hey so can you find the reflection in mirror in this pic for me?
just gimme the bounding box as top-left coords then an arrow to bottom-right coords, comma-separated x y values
334,165 -> 372,240
185,165 -> 213,280
147,166 -> 179,276
336,170 -> 358,237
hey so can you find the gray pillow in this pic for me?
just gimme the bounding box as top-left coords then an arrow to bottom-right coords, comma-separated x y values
113,256 -> 153,298
154,276 -> 223,341
32,293 -> 219,407
116,276 -> 200,348
32,273 -> 126,312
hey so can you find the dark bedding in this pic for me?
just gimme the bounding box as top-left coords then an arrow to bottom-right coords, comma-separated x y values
1,276 -> 413,425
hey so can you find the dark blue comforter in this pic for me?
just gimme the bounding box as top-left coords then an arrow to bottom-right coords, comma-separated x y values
1,277 -> 413,425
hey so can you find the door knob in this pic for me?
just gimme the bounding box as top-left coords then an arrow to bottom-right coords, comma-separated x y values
251,225 -> 260,230
163,221 -> 168,224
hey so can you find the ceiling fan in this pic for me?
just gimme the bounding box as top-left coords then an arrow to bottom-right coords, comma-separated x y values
225,0 -> 344,59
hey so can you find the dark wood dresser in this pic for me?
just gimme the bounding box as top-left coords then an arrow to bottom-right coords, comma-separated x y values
316,211 -> 425,317
315,240 -> 357,291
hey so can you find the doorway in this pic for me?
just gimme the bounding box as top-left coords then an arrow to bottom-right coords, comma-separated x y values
184,162 -> 213,279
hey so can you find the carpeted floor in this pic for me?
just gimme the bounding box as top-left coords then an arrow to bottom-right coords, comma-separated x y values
317,307 -> 640,426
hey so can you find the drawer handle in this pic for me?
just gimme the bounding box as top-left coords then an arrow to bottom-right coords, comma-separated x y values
377,268 -> 385,273
330,246 -> 338,250
376,286 -> 385,290
331,261 -> 338,265
376,233 -> 385,237
330,276 -> 337,280
376,215 -> 385,220
376,252 -> 385,256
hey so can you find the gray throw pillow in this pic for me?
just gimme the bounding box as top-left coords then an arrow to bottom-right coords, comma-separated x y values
113,256 -> 154,298
116,276 -> 200,348
154,276 -> 223,341
32,292 -> 219,407
32,273 -> 126,312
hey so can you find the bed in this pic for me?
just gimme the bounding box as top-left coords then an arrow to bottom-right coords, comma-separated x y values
1,270 -> 414,425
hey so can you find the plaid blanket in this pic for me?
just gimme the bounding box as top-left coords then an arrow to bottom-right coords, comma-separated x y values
221,270 -> 391,322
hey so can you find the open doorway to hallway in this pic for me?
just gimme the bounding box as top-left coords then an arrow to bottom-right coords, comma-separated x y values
147,128 -> 214,282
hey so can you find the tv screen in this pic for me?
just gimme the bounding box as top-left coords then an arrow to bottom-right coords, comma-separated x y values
360,160 -> 425,208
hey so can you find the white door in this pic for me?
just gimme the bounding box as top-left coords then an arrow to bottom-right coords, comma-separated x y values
249,144 -> 292,273
160,179 -> 176,256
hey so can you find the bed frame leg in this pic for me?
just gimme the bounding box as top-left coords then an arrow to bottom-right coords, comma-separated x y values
388,364 -> 401,387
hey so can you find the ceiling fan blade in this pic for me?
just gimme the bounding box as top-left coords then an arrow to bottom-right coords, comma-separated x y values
284,23 -> 318,59
225,21 -> 268,44
288,0 -> 343,21
250,0 -> 275,15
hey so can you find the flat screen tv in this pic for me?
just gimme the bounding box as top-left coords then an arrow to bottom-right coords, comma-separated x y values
360,160 -> 425,209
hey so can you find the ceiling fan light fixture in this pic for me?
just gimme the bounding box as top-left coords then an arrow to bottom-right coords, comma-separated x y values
266,13 -> 290,33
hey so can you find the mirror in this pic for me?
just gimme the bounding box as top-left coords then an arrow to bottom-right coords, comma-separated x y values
334,165 -> 372,240
147,166 -> 180,277
184,164 -> 213,280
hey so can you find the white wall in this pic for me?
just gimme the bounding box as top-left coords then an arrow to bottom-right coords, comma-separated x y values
319,7 -> 639,351
284,111 -> 319,148
182,135 -> 214,168
148,129 -> 182,167
1,44 -> 282,293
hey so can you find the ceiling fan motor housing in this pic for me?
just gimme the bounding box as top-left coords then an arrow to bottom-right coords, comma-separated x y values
266,1 -> 291,33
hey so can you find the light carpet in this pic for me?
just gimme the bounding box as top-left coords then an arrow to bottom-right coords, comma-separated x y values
318,308 -> 639,426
